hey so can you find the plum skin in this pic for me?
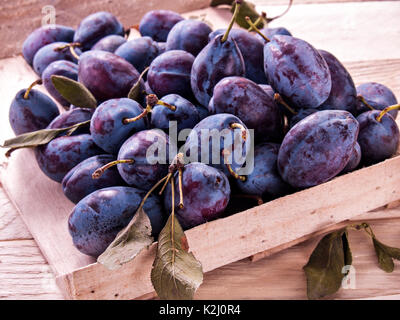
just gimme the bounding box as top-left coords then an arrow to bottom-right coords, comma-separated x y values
357,110 -> 399,164
139,10 -> 184,42
68,186 -> 165,257
62,154 -> 126,204
164,162 -> 230,229
278,110 -> 359,188
9,89 -> 59,135
91,35 -> 127,53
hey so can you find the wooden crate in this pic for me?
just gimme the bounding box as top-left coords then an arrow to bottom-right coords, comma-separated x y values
1,1 -> 400,300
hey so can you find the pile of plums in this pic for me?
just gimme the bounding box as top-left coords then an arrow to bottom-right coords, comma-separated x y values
9,2 -> 399,258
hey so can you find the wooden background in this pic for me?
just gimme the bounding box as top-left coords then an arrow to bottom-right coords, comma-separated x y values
0,0 -> 400,299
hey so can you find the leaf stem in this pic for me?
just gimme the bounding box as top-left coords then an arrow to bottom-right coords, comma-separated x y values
376,104 -> 400,122
23,79 -> 43,99
221,0 -> 242,43
159,172 -> 173,195
178,168 -> 184,209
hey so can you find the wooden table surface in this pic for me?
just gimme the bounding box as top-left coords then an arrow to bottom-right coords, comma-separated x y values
1,0 -> 400,299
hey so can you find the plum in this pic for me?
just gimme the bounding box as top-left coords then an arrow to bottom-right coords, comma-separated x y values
77,50 -> 142,102
147,50 -> 194,99
117,129 -> 174,190
356,82 -> 398,118
91,34 -> 126,52
48,107 -> 94,135
264,35 -> 331,109
42,60 -> 79,108
32,42 -> 80,76
115,36 -> 159,73
151,94 -> 200,132
74,12 -> 124,50
164,162 -> 230,229
62,154 -> 125,203
68,186 -> 165,257
9,88 -> 59,135
166,20 -> 212,56
90,98 -> 147,154
318,50 -> 357,115
209,76 -> 283,142
35,134 -> 103,182
278,110 -> 359,188
357,110 -> 399,164
22,25 -> 75,65
342,142 -> 361,173
139,10 -> 184,42
236,143 -> 290,198
289,108 -> 319,128
256,26 -> 291,42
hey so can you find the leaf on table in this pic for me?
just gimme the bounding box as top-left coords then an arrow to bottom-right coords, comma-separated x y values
51,75 -> 97,109
151,214 -> 203,300
303,228 -> 352,300
97,207 -> 154,270
1,120 -> 91,157
372,237 -> 400,273
128,67 -> 149,101
234,1 -> 264,30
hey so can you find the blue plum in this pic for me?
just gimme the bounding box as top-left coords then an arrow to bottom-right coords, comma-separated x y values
33,42 -> 80,76
236,143 -> 290,198
208,28 -> 267,83
256,26 -> 292,42
90,98 -> 147,154
357,110 -> 399,164
78,50 -> 142,102
164,162 -> 230,229
342,142 -> 361,173
278,110 -> 359,188
117,129 -> 174,190
210,76 -> 283,142
68,186 -> 165,257
151,94 -> 200,132
35,134 -> 103,182
62,154 -> 125,203
22,25 -> 75,65
184,114 -> 250,177
196,104 -> 209,121
139,10 -> 184,42
115,36 -> 159,73
191,34 -> 245,107
318,50 -> 357,115
289,108 -> 318,128
166,20 -> 212,56
157,42 -> 167,55
74,12 -> 124,50
42,60 -> 79,108
91,34 -> 126,52
356,82 -> 398,118
147,50 -> 194,99
9,88 -> 59,135
48,107 -> 94,135
263,35 -> 331,109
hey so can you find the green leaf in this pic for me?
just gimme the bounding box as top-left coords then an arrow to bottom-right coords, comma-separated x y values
210,0 -> 234,6
372,237 -> 400,273
1,120 -> 91,157
128,67 -> 149,101
303,228 -> 351,300
97,207 -> 154,270
151,215 -> 203,300
233,1 -> 264,30
51,75 -> 97,109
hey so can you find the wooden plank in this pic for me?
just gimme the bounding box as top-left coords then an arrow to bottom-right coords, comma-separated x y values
0,239 -> 63,299
0,0 -> 210,60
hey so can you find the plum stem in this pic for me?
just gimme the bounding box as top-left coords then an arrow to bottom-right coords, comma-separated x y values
178,168 -> 184,209
233,194 -> 263,205
357,95 -> 375,111
230,122 -> 247,141
245,16 -> 270,43
247,12 -> 267,31
54,42 -> 81,60
92,159 -> 134,179
23,79 -> 43,99
376,104 -> 400,122
274,93 -> 297,115
122,105 -> 151,124
222,149 -> 246,182
221,0 -> 242,43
